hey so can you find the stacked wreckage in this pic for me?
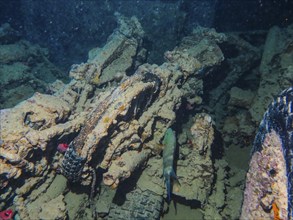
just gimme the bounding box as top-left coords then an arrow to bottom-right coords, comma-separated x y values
0,14 -> 292,219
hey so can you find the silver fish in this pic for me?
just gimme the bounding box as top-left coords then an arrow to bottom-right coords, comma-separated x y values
163,128 -> 180,201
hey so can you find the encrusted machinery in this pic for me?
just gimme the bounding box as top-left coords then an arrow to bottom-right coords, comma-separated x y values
61,71 -> 162,184
108,188 -> 163,220
0,14 -> 148,209
59,26 -> 226,189
241,87 -> 293,220
0,14 -> 227,219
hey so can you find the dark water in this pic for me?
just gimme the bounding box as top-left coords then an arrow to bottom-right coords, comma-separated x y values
1,0 -> 292,71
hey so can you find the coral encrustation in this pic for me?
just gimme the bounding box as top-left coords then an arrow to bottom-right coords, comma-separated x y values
241,130 -> 288,220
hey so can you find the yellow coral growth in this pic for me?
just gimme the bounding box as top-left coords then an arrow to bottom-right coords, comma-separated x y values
103,117 -> 111,123
118,104 -> 126,112
91,74 -> 100,85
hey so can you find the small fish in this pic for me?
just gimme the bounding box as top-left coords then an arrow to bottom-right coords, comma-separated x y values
57,143 -> 69,153
163,128 -> 180,201
0,209 -> 13,220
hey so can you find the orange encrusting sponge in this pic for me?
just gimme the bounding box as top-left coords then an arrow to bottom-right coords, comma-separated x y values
272,202 -> 282,220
